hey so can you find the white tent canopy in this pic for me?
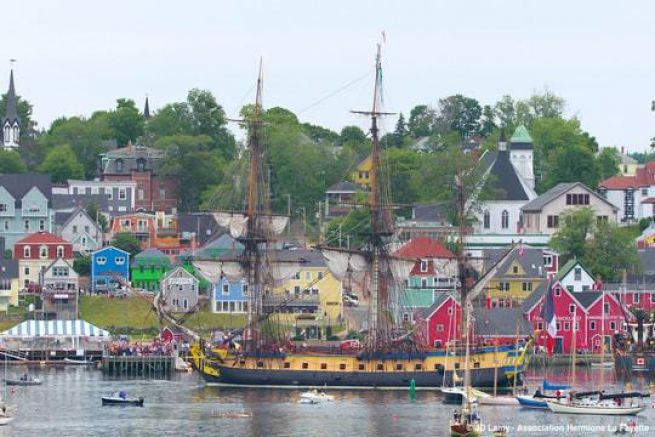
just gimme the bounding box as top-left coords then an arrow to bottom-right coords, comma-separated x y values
0,320 -> 111,338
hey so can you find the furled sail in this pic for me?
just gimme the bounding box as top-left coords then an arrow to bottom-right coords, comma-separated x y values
193,260 -> 245,282
385,257 -> 417,282
320,248 -> 369,281
211,212 -> 289,238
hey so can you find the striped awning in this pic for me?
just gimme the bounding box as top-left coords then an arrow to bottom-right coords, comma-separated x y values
0,320 -> 111,338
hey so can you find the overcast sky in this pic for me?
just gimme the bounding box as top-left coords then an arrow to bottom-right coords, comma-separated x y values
6,1 -> 655,151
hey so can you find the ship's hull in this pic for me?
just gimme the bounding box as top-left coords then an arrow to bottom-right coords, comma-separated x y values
200,364 -> 519,388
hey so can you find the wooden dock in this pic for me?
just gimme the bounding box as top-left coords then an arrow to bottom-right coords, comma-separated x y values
102,355 -> 175,377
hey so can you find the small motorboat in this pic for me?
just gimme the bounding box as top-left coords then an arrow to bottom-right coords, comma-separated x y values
4,374 -> 42,386
298,389 -> 334,404
64,357 -> 93,365
101,391 -> 144,406
590,361 -> 614,369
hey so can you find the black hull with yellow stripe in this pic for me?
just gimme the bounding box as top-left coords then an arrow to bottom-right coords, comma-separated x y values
190,343 -> 530,389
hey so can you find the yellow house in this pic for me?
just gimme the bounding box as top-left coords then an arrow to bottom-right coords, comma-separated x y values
267,250 -> 342,326
484,248 -> 546,307
618,150 -> 638,177
351,154 -> 372,188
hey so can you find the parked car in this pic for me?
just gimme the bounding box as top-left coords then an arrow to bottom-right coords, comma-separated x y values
343,295 -> 359,307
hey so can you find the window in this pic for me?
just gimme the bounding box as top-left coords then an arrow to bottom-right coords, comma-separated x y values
556,322 -> 561,331
318,272 -> 323,279
415,364 -> 422,371
634,293 -> 640,303
569,304 -> 576,314
119,188 -> 126,200
554,287 -> 561,296
116,159 -> 124,172
624,188 -> 635,220
137,158 -> 146,172
522,282 -> 532,292
642,188 -> 648,196
436,324 -> 444,332
39,220 -> 45,231
395,364 -> 403,371
590,321 -> 596,330
84,225 -> 90,233
447,307 -> 453,315
24,220 -> 29,231
543,255 -> 553,267
96,256 -> 107,265
610,321 -> 616,331
547,215 -> 559,228
421,278 -> 428,288
159,185 -> 166,199
402,313 -> 410,322
566,193 -> 590,205
57,246 -> 64,258
564,322 -> 570,331
242,284 -> 248,296
574,267 -> 582,281
420,260 -> 428,272
0,204 -> 6,212
651,293 -> 655,304
320,363 -> 327,370
305,271 -> 311,280
73,225 -> 78,233
499,282 -> 509,292
115,257 -> 126,265
537,322 -> 544,331
512,265 -> 519,274
483,210 -> 490,229
501,210 -> 509,229
597,216 -> 608,224
23,246 -> 30,258
3,220 -> 8,231
376,363 -> 384,371
39,245 -> 48,259
138,188 -> 144,201
294,286 -> 300,296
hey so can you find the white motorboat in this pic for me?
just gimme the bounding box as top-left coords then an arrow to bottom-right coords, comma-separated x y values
547,398 -> 644,415
590,361 -> 614,368
298,389 -> 334,404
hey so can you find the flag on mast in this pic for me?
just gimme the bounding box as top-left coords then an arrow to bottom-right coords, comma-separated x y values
541,281 -> 557,356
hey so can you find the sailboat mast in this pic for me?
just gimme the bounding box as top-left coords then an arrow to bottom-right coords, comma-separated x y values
369,45 -> 382,349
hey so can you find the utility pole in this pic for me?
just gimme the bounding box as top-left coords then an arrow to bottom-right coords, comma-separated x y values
338,223 -> 342,248
317,201 -> 323,243
285,194 -> 291,238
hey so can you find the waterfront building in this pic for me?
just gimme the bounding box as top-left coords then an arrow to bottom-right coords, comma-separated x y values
605,248 -> 655,315
521,182 -> 618,235
40,258 -> 79,320
483,247 -> 550,308
15,231 -> 74,291
212,277 -> 249,314
131,248 -> 171,292
1,68 -> 21,150
394,237 -> 457,323
160,266 -> 199,312
41,258 -> 78,292
522,280 -> 629,354
599,161 -> 655,224
91,246 -> 130,293
0,238 -> 19,310
414,293 -> 462,348
55,207 -> 103,254
0,174 -> 54,251
98,143 -> 177,212
556,259 -> 596,293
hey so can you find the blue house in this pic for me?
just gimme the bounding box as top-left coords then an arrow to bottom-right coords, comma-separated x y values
212,277 -> 249,314
91,246 -> 130,293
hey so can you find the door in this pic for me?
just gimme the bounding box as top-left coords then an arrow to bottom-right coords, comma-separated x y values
554,337 -> 564,354
183,299 -> 188,310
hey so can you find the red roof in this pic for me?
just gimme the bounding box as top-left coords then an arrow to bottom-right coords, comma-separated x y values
642,197 -> 655,204
395,237 -> 455,258
601,162 -> 655,190
16,231 -> 71,245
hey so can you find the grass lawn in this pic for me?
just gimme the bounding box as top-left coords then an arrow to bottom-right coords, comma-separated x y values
184,312 -> 247,335
79,296 -> 160,332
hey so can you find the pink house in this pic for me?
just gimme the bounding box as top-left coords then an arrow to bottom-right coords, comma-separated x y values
522,281 -> 630,354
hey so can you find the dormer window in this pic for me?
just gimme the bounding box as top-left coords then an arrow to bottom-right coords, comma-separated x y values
39,245 -> 48,259
137,158 -> 146,172
56,245 -> 64,258
574,267 -> 582,281
420,260 -> 428,272
116,159 -> 124,172
23,246 -> 30,258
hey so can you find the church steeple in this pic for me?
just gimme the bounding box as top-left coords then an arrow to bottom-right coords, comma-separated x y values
2,64 -> 20,150
143,95 -> 151,120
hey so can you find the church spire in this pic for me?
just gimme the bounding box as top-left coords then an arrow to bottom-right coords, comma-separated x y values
2,61 -> 20,150
4,67 -> 18,124
143,95 -> 151,119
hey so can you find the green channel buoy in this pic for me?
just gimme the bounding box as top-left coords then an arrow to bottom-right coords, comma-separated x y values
409,378 -> 416,401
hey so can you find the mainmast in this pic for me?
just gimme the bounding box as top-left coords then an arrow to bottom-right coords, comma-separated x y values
351,44 -> 394,350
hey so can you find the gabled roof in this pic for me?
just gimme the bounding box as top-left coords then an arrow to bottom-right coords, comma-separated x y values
521,182 -> 617,213
134,248 -> 169,259
473,307 -> 533,336
93,245 -> 129,257
161,266 -> 198,283
395,237 -> 455,259
573,291 -> 604,309
16,231 -> 70,246
43,258 -> 77,276
56,207 -> 98,231
521,281 -> 548,314
600,161 -> 655,190
326,181 -> 363,193
478,150 -> 530,201
555,259 -> 594,282
52,193 -> 110,212
415,293 -> 456,320
483,247 -> 547,279
178,213 -> 222,246
0,174 -> 52,202
410,204 -> 450,223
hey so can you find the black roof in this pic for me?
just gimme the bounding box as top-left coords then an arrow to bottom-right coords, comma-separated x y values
326,181 -> 362,193
178,213 -> 223,246
0,174 -> 52,203
0,238 -> 18,279
54,211 -> 74,227
520,281 -> 548,313
483,247 -> 547,279
638,248 -> 655,275
3,69 -> 19,125
479,150 -> 529,201
52,193 -> 110,212
412,204 -> 450,222
574,291 -> 603,309
473,307 -> 533,336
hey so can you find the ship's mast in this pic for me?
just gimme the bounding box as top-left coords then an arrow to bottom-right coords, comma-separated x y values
351,45 -> 396,351
244,60 -> 265,346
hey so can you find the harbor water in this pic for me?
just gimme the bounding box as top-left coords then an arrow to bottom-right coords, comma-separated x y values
1,366 -> 653,436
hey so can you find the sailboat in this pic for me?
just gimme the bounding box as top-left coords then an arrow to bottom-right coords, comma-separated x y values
188,45 -> 531,388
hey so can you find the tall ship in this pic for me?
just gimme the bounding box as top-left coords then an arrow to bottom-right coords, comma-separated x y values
187,47 -> 531,388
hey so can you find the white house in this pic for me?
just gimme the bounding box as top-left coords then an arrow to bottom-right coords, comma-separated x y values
599,161 -> 655,224
55,207 -> 103,254
556,259 -> 596,293
521,182 -> 618,236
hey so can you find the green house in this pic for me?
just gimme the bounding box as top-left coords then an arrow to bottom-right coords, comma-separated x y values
131,248 -> 171,292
